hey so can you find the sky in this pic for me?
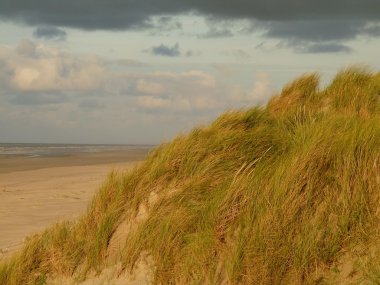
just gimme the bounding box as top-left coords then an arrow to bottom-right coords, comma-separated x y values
0,1 -> 380,144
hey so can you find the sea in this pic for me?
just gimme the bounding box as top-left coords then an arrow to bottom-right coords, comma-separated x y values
0,143 -> 153,158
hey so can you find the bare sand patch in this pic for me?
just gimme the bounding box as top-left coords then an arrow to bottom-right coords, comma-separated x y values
0,150 -> 148,258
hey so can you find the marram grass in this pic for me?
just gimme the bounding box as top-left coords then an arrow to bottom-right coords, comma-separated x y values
1,67 -> 380,284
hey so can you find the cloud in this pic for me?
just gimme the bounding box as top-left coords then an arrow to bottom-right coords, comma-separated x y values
0,40 -> 110,106
197,17 -> 241,39
9,92 -> 68,105
10,56 -> 104,92
107,59 -> 150,68
137,96 -> 187,111
2,41 -> 105,93
198,28 -> 234,39
184,50 -> 202,57
1,41 -> 221,110
78,99 -> 106,111
222,49 -> 251,60
150,43 -> 181,57
33,26 -> 67,41
0,1 -> 379,46
363,22 -> 380,37
276,40 -> 353,54
262,20 -> 380,42
297,43 -> 352,54
15,39 -> 38,57
231,72 -> 273,106
132,71 -> 221,112
147,16 -> 183,35
0,1 -> 379,30
0,41 -> 216,112
136,79 -> 165,95
136,95 -> 211,113
0,40 -> 275,118
0,40 -> 282,144
250,20 -> 379,53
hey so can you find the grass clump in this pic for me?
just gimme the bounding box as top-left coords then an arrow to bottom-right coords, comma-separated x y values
1,67 -> 380,284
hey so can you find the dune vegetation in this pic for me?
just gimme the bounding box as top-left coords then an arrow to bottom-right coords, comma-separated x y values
1,67 -> 380,284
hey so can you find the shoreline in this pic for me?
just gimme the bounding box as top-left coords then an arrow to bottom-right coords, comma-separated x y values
0,148 -> 151,174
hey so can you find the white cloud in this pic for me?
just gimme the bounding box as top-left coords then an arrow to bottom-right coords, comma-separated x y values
180,70 -> 216,87
0,40 -> 275,112
230,72 -> 273,105
136,79 -> 165,95
133,70 -> 221,112
150,70 -> 216,88
249,72 -> 272,100
137,95 -> 191,111
0,40 -> 105,93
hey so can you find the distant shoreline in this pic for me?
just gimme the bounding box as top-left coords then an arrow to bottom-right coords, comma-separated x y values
0,147 -> 152,174
0,142 -> 155,158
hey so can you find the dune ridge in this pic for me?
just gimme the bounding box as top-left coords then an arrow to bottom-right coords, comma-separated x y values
1,67 -> 380,284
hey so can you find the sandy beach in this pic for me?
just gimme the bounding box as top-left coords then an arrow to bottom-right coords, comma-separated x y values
0,149 -> 149,258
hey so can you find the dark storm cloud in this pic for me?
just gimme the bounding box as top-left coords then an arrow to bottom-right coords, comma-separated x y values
152,16 -> 182,32
295,43 -> 352,54
276,40 -> 353,54
301,43 -> 352,54
0,0 -> 379,30
33,26 -> 67,41
1,1 -> 380,45
150,43 -> 181,57
263,20 -> 380,41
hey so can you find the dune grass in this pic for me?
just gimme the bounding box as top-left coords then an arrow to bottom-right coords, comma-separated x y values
1,67 -> 380,284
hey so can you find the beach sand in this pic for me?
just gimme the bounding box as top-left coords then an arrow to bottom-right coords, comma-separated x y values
0,150 -> 149,258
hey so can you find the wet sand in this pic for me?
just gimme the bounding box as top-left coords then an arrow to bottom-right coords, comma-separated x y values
0,149 -> 149,173
0,149 -> 149,258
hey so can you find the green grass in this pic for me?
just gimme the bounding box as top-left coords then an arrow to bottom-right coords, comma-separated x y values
1,67 -> 380,284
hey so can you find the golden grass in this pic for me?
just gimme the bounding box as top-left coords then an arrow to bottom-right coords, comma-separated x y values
1,67 -> 380,284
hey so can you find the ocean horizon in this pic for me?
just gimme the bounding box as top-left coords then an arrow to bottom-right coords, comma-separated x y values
0,143 -> 154,158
